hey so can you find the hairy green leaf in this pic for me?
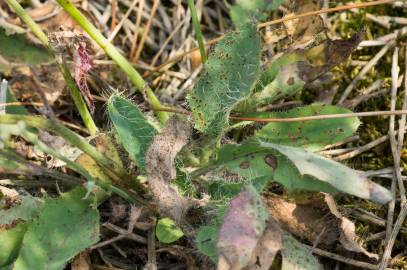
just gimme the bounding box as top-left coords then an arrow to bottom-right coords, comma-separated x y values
155,218 -> 184,244
196,224 -> 219,262
229,0 -> 284,27
0,27 -> 51,66
187,23 -> 261,136
254,104 -> 360,151
108,95 -> 157,169
12,187 -> 99,270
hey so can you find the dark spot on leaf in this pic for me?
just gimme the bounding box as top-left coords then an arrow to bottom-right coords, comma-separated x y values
239,160 -> 250,169
287,77 -> 295,85
264,154 -> 277,170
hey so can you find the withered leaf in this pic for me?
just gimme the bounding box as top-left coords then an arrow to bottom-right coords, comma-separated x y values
297,29 -> 365,84
216,186 -> 322,270
284,0 -> 326,48
145,117 -> 191,223
263,192 -> 378,260
217,186 -> 269,270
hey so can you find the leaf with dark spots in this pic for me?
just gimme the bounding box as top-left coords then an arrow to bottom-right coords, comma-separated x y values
187,23 -> 261,136
264,154 -> 277,169
259,141 -> 393,204
145,117 -> 192,223
239,160 -> 251,169
213,140 -> 338,194
252,104 -> 360,151
211,139 -> 392,204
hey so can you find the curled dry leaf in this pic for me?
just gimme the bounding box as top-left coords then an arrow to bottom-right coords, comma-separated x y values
284,0 -> 326,48
145,117 -> 191,223
263,192 -> 378,261
71,252 -> 92,270
48,31 -> 95,112
9,64 -> 65,106
265,0 -> 325,48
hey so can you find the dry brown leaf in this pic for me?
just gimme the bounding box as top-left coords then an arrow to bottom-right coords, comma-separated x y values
297,30 -> 364,84
286,0 -> 326,47
10,64 -> 66,105
266,0 -> 327,48
26,3 -> 56,20
145,117 -> 191,223
39,131 -> 82,168
70,252 -> 92,270
263,192 -> 378,261
39,10 -> 83,33
75,133 -> 121,182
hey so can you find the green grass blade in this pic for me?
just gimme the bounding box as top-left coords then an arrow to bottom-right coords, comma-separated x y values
55,0 -> 169,123
187,0 -> 206,63
4,0 -> 98,135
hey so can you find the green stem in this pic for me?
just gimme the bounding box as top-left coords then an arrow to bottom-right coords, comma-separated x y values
4,0 -> 48,46
21,128 -> 95,182
55,0 -> 169,123
5,0 -> 98,135
187,0 -> 207,63
59,63 -> 99,135
0,114 -> 146,194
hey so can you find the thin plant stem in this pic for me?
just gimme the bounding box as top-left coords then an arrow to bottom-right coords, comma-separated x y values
258,0 -> 396,28
187,0 -> 207,63
147,0 -> 396,75
4,0 -> 48,45
55,0 -> 169,123
5,0 -> 98,135
156,106 -> 407,123
0,114 -> 146,194
59,63 -> 99,134
21,128 -> 95,182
